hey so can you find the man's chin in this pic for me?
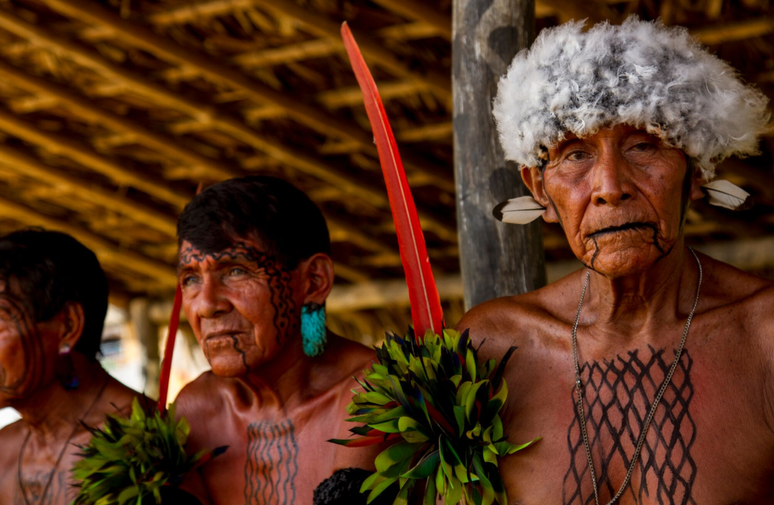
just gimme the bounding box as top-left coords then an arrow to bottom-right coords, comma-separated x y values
580,245 -> 669,277
208,356 -> 252,377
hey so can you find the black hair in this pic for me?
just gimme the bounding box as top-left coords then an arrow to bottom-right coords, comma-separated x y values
0,228 -> 108,360
177,176 -> 330,269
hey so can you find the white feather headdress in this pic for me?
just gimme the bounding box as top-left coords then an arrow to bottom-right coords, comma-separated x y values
492,17 -> 770,181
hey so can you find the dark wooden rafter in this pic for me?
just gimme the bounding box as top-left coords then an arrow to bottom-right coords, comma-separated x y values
0,59 -> 238,182
368,0 -> 452,40
0,107 -> 397,267
0,7 -> 456,241
0,65 -> 400,270
0,108 -> 191,207
535,0 -> 619,23
43,0 -> 455,194
248,0 -> 451,99
0,143 -> 178,236
148,0 -> 256,26
690,15 -> 774,45
0,194 -> 176,283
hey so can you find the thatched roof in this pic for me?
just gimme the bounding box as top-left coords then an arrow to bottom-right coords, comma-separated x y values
0,0 -> 771,334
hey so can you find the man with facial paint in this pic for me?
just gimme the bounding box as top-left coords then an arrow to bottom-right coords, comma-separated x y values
458,18 -> 774,505
174,176 -> 388,505
0,229 -> 143,505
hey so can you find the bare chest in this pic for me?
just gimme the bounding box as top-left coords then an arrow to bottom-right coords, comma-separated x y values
0,436 -> 88,505
498,338 -> 774,505
197,411 -> 344,505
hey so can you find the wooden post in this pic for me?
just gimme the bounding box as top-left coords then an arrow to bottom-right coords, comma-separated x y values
452,0 -> 546,309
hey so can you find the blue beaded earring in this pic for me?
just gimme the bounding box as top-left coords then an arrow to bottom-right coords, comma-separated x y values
301,302 -> 327,357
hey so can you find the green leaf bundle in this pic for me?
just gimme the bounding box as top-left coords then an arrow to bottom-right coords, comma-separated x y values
330,328 -> 539,505
71,398 -> 225,505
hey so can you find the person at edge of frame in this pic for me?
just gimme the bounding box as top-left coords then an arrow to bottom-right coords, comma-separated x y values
458,16 -> 774,505
0,229 -> 148,505
174,176 -> 395,505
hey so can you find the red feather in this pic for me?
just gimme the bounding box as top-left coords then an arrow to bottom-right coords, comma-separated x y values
158,182 -> 203,413
157,284 -> 182,414
340,22 -> 443,340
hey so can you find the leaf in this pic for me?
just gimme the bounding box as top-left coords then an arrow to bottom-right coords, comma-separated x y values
701,179 -> 752,210
491,346 -> 517,391
341,22 -> 443,339
472,454 -> 495,505
423,471 -> 438,505
374,441 -> 422,475
465,381 -> 486,422
492,196 -> 546,224
367,476 -> 398,504
501,437 -> 542,455
402,450 -> 440,479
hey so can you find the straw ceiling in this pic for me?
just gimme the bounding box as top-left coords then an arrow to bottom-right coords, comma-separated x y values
0,0 -> 771,331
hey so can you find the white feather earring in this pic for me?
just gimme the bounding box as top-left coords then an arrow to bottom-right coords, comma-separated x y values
701,180 -> 753,210
493,195 -> 546,224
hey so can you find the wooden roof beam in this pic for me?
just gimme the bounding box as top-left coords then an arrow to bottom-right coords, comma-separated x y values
43,0 -> 454,194
0,10 -> 211,121
317,80 -> 425,109
0,108 -> 191,208
0,195 -> 176,284
248,0 -> 451,99
690,15 -> 774,45
368,0 -> 451,41
43,0 -> 367,144
0,143 -> 177,236
230,38 -> 342,68
0,59 -> 238,182
535,0 -> 626,20
148,0 -> 256,26
0,120 -> 397,256
0,8 -> 454,235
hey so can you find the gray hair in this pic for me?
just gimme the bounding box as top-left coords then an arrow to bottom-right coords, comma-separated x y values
493,17 -> 770,180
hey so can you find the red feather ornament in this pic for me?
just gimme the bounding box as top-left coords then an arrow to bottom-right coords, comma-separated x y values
340,22 -> 443,340
158,182 -> 202,413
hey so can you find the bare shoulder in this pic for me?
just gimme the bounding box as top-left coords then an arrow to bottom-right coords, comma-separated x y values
103,376 -> 147,414
697,254 -> 774,329
0,419 -> 24,468
174,371 -> 225,420
315,335 -> 376,391
457,269 -> 587,359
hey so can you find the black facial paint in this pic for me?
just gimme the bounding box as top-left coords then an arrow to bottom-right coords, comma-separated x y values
230,335 -> 249,370
244,420 -> 299,505
562,346 -> 696,505
179,242 -> 298,348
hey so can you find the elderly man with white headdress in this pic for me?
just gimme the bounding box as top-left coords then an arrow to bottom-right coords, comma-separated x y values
457,17 -> 773,505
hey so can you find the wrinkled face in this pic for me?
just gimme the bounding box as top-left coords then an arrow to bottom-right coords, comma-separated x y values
178,239 -> 302,377
538,124 -> 701,277
0,280 -> 58,405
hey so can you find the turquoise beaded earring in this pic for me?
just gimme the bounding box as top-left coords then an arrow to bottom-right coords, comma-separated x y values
301,302 -> 327,357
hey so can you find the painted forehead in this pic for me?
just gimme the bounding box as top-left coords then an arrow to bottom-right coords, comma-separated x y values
177,240 -> 275,268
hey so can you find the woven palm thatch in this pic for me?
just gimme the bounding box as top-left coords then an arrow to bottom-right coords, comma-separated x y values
0,0 -> 768,319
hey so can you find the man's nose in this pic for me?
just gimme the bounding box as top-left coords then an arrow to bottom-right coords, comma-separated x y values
590,148 -> 634,206
197,277 -> 232,318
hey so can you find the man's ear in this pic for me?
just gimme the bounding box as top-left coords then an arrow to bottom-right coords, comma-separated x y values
58,301 -> 85,352
300,253 -> 335,306
689,170 -> 706,201
520,165 -> 559,223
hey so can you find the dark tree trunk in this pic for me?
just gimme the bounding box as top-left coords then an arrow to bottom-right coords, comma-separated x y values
452,0 -> 546,309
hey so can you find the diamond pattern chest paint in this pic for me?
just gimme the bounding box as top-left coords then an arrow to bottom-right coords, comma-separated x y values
563,346 -> 696,505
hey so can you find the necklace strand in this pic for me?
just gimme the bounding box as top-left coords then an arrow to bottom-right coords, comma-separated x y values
18,375 -> 109,505
572,248 -> 702,505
